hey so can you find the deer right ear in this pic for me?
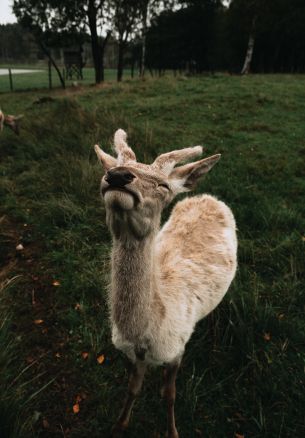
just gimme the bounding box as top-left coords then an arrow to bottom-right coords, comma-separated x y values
94,144 -> 117,171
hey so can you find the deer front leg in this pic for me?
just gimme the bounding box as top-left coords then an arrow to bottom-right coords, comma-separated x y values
162,361 -> 180,438
112,359 -> 147,436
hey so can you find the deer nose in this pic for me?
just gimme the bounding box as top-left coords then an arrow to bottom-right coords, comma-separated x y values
105,169 -> 135,187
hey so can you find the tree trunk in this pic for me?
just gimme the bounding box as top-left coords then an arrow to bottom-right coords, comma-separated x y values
140,1 -> 149,77
88,0 -> 103,84
241,17 -> 257,75
241,33 -> 255,75
39,42 -> 65,89
117,41 -> 124,82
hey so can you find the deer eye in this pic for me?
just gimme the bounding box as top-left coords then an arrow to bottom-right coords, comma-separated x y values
158,183 -> 170,191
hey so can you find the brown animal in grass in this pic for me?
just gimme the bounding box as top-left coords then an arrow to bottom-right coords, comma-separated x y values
0,109 -> 23,135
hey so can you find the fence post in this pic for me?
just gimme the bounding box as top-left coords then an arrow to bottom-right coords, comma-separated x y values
8,68 -> 13,91
48,61 -> 52,89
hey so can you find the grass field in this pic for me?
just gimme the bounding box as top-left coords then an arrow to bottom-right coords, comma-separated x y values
0,66 -> 131,93
0,74 -> 305,438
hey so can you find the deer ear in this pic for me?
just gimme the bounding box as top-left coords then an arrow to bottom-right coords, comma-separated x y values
94,144 -> 117,171
169,154 -> 221,192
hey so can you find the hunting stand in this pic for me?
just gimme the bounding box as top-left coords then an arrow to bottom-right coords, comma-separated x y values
64,49 -> 85,80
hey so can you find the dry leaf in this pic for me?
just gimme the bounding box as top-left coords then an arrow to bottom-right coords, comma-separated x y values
263,333 -> 271,341
52,280 -> 60,286
82,352 -> 89,360
278,313 -> 285,320
55,352 -> 61,358
97,354 -> 105,364
34,319 -> 44,325
16,243 -> 24,251
72,403 -> 80,414
42,418 -> 50,428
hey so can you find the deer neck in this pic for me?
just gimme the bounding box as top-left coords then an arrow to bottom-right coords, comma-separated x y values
110,231 -> 159,344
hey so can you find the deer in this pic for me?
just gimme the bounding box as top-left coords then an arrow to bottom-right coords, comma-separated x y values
0,109 -> 23,135
94,129 -> 237,437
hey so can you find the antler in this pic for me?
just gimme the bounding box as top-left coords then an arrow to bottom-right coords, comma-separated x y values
113,129 -> 136,164
152,145 -> 203,175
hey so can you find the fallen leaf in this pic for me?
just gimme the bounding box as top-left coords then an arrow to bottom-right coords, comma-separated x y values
263,333 -> 271,341
97,354 -> 105,364
16,243 -> 24,251
34,319 -> 44,325
42,418 -> 50,428
72,403 -> 80,414
82,352 -> 89,360
52,280 -> 60,286
278,313 -> 285,320
55,352 -> 61,358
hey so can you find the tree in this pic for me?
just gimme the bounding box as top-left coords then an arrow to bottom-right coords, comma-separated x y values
139,0 -> 150,76
146,0 -> 223,74
111,0 -> 142,81
13,0 -> 112,84
83,0 -> 111,83
13,0 -> 67,88
0,23 -> 39,62
139,1 -> 175,76
228,0 -> 270,75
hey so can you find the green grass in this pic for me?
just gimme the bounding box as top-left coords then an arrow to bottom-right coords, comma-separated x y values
0,66 -> 132,93
0,74 -> 305,437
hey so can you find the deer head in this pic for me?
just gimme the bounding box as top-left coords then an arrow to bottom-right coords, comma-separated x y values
95,129 -> 220,239
0,109 -> 23,135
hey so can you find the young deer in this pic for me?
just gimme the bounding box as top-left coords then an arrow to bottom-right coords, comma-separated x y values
95,130 -> 237,437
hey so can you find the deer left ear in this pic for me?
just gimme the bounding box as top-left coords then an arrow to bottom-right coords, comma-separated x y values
94,144 -> 117,171
169,154 -> 221,192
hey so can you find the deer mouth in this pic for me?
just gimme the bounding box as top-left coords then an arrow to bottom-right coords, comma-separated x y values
102,185 -> 141,210
102,186 -> 139,201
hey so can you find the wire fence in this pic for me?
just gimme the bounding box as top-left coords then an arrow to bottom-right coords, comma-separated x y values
0,65 -> 129,93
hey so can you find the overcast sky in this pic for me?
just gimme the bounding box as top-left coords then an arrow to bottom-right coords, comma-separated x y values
0,0 -> 230,26
0,0 -> 16,25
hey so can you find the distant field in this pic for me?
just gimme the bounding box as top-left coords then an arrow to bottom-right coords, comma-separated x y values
0,65 -> 132,92
0,74 -> 305,437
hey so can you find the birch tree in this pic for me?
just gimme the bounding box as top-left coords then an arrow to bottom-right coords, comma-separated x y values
229,0 -> 267,75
